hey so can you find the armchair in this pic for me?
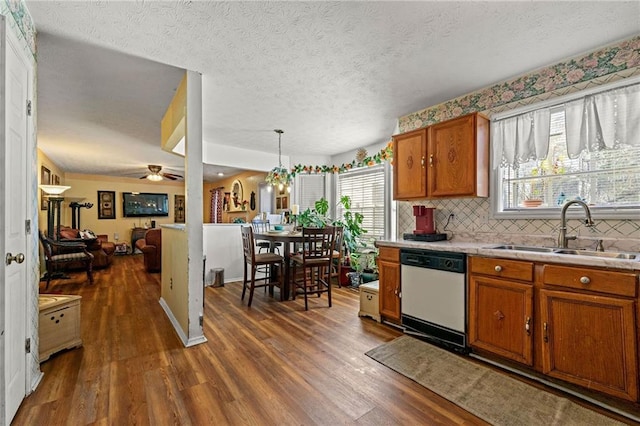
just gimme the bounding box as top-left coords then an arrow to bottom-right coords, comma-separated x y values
39,232 -> 94,289
135,228 -> 161,272
58,226 -> 115,269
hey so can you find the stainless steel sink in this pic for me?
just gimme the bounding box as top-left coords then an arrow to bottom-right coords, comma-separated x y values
486,244 -> 640,260
489,245 -> 557,253
554,249 -> 639,260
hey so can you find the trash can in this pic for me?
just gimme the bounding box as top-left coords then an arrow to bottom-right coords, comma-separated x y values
212,268 -> 224,287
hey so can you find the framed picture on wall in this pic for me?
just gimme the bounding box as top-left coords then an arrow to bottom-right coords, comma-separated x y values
281,196 -> 288,210
175,194 -> 185,223
40,166 -> 50,210
97,190 -> 116,219
53,174 -> 60,185
276,197 -> 282,210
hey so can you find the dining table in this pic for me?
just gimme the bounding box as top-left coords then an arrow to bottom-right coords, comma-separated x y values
254,230 -> 304,300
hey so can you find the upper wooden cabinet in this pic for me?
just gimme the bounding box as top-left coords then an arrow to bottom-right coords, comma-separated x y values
393,113 -> 489,200
392,128 -> 427,199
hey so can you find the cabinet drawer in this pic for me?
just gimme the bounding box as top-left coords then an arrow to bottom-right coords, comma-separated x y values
543,265 -> 637,297
377,246 -> 400,263
470,256 -> 533,282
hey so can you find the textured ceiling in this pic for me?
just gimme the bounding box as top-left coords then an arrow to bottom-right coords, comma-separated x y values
26,1 -> 640,182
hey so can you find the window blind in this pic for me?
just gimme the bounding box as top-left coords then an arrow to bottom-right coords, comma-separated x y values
338,165 -> 385,242
297,174 -> 325,211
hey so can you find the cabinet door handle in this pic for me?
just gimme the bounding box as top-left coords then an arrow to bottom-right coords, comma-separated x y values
421,156 -> 425,168
525,317 -> 531,336
543,322 -> 549,343
429,155 -> 434,167
580,276 -> 591,285
494,265 -> 503,272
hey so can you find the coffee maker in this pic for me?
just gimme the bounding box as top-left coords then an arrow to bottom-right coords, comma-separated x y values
403,205 -> 447,241
413,205 -> 435,234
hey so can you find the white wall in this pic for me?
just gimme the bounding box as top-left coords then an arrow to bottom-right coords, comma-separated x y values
203,224 -> 245,284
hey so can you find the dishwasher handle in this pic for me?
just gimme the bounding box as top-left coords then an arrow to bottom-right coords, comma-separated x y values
401,255 -> 431,267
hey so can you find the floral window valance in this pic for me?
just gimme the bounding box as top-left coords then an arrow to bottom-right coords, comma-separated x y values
492,80 -> 640,169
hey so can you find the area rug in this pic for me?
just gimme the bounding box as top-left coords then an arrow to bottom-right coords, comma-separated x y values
366,335 -> 625,425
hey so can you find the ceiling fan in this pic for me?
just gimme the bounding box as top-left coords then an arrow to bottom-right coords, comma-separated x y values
141,165 -> 183,181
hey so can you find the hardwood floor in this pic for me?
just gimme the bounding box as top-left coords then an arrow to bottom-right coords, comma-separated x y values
13,255 -> 633,425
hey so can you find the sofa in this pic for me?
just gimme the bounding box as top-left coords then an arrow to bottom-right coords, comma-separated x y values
58,226 -> 115,269
135,228 -> 161,272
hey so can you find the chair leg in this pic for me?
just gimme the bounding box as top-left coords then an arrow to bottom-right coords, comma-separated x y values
291,262 -> 297,301
278,262 -> 284,301
248,265 -> 256,307
303,266 -> 309,311
327,266 -> 332,307
87,260 -> 94,284
241,261 -> 248,301
45,264 -> 52,290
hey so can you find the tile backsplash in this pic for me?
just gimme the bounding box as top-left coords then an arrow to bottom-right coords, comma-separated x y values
397,199 -> 640,252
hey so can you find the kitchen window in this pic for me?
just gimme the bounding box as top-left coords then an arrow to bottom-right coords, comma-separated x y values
492,78 -> 640,219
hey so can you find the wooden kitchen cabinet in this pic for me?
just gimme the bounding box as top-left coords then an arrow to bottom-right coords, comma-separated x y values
540,265 -> 638,401
378,246 -> 401,324
468,257 -> 534,365
393,128 -> 427,199
392,113 -> 489,200
470,255 -> 639,402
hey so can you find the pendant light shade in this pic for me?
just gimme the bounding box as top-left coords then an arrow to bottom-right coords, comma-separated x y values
265,129 -> 292,192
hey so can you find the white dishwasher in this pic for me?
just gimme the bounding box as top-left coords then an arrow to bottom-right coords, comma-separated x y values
400,249 -> 468,352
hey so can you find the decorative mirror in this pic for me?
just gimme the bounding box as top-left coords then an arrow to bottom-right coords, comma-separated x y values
231,179 -> 243,210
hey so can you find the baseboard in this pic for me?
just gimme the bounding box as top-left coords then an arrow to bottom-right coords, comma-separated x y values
158,297 -> 188,346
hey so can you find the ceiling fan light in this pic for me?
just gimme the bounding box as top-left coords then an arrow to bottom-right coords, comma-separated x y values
147,174 -> 163,181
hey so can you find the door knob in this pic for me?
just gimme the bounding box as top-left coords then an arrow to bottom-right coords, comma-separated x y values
6,252 -> 25,265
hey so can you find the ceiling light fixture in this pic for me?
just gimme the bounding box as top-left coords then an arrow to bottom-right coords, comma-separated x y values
146,174 -> 163,181
265,129 -> 292,193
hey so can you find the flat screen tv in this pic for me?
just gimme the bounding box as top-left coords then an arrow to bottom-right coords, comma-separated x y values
122,192 -> 169,217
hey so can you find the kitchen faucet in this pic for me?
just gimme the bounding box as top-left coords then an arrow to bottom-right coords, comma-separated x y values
557,200 -> 594,248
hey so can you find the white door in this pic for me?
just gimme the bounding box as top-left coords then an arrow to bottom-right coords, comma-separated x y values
1,18 -> 30,423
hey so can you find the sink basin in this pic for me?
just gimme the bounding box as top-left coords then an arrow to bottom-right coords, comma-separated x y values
554,249 -> 639,260
486,244 -> 640,261
489,245 -> 556,253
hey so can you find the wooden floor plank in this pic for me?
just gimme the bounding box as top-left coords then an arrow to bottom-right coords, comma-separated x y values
12,254 -> 631,425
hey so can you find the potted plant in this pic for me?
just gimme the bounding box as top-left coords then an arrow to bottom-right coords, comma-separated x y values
346,252 -> 364,287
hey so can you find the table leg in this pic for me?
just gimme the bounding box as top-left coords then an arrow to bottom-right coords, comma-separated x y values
283,242 -> 291,300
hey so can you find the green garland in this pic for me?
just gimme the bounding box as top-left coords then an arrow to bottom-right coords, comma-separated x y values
290,142 -> 393,178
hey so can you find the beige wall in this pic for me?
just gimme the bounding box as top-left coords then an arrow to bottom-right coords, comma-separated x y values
63,173 -> 184,246
203,171 -> 267,223
37,150 -> 67,233
37,149 -> 185,246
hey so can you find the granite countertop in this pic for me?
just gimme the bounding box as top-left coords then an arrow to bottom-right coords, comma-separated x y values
376,236 -> 640,272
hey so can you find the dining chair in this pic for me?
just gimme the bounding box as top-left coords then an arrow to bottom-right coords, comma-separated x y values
290,226 -> 337,310
39,231 -> 94,289
240,226 -> 284,307
251,219 -> 281,254
331,226 -> 345,287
